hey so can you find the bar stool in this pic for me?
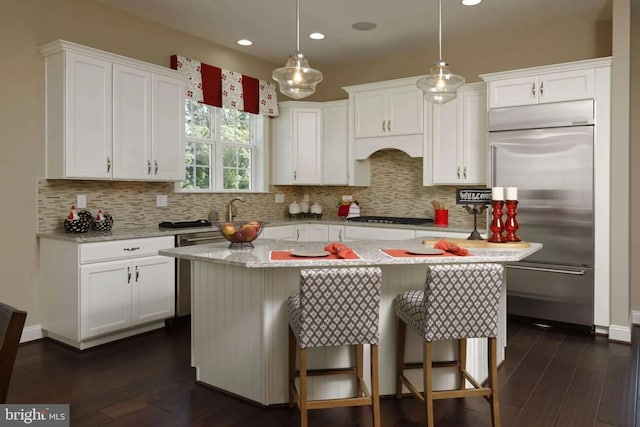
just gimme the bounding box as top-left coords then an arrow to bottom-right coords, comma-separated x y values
287,267 -> 382,427
395,263 -> 504,427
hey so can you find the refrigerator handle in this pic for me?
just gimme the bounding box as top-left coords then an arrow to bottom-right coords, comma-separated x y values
506,264 -> 586,276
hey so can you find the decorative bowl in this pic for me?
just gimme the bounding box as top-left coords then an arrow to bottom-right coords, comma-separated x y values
64,213 -> 93,233
218,221 -> 263,249
94,213 -> 114,231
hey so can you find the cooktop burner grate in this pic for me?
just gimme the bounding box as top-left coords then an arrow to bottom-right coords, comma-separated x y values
346,216 -> 434,225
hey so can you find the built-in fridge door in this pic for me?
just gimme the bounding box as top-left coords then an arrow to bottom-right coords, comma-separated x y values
490,125 -> 594,267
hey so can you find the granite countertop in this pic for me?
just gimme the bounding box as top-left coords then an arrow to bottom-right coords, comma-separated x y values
36,218 -> 481,243
159,237 -> 542,268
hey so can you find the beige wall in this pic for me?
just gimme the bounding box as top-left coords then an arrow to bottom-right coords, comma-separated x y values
2,0 -> 624,329
630,0 -> 640,315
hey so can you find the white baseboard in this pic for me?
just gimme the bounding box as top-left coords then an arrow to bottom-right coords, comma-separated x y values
632,310 -> 640,325
608,324 -> 632,343
21,324 -> 44,343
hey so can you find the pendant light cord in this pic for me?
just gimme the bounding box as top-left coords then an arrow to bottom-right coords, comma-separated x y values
438,0 -> 442,61
296,0 -> 300,53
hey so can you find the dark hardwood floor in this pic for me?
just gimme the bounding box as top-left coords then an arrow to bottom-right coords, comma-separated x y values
9,317 -> 639,426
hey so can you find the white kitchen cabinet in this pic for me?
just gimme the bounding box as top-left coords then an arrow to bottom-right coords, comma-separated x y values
261,225 -> 295,240
344,225 -> 415,241
322,101 -> 349,185
481,60 -> 600,109
39,235 -> 175,350
352,85 -> 423,138
272,102 -> 323,185
41,39 -> 185,181
344,76 -> 424,165
429,83 -> 487,185
328,225 -> 345,242
294,224 -> 329,241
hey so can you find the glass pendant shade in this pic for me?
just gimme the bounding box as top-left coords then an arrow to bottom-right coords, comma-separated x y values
417,60 -> 465,104
272,52 -> 323,99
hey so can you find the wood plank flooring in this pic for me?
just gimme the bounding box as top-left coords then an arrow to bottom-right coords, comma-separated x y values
8,317 -> 639,426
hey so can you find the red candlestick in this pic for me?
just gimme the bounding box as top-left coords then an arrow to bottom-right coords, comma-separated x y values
488,200 -> 507,243
504,200 -> 521,242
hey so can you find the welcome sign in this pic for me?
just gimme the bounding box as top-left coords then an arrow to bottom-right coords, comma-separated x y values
456,189 -> 492,205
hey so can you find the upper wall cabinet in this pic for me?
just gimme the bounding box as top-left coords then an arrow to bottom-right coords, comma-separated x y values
322,100 -> 349,185
272,102 -> 323,185
344,77 -> 425,161
428,83 -> 487,185
480,60 -> 603,109
40,40 -> 185,181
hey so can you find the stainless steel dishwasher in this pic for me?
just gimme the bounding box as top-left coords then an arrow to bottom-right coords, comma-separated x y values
175,229 -> 225,316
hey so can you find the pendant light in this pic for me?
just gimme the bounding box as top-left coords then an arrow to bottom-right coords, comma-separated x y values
272,0 -> 323,99
417,0 -> 465,104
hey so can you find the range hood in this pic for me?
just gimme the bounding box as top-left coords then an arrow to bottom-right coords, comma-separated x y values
354,134 -> 423,159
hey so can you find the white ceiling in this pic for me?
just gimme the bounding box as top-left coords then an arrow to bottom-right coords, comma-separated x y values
96,0 -> 612,68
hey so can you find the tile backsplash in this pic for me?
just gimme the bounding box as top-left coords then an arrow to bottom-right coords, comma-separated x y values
38,149 -> 487,233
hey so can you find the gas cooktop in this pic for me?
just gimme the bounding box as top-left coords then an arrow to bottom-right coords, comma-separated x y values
346,216 -> 434,225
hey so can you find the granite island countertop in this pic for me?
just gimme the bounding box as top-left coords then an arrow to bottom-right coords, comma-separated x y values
159,237 -> 542,268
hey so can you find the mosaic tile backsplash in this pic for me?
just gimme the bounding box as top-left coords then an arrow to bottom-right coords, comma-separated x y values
38,150 -> 487,233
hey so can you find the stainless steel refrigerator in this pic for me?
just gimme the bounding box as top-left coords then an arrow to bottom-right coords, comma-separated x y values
489,99 -> 595,330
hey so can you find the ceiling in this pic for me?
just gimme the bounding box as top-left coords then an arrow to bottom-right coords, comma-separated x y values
96,0 -> 612,69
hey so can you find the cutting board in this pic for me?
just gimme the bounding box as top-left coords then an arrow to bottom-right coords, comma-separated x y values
422,238 -> 530,248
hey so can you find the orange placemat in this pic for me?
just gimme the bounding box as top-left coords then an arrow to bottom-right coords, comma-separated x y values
270,251 -> 361,261
381,249 -> 473,258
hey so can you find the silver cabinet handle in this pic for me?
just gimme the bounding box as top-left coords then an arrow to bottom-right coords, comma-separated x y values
127,266 -> 131,284
123,247 -> 140,251
154,160 -> 159,175
107,157 -> 111,173
387,120 -> 391,132
296,229 -> 300,240
382,121 -> 386,132
463,166 -> 467,179
457,166 -> 460,179
135,265 -> 139,282
147,160 -> 152,175
338,230 -> 343,241
293,171 -> 297,181
531,82 -> 536,97
506,264 -> 585,275
540,81 -> 544,97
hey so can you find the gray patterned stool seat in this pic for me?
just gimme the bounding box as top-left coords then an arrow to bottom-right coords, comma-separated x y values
395,263 -> 504,427
287,267 -> 382,427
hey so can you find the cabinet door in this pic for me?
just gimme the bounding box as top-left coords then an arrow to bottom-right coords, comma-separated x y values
328,225 -> 345,242
112,64 -> 152,180
353,90 -> 386,138
261,225 -> 295,240
488,75 -> 538,108
292,108 -> 322,184
431,99 -> 460,184
132,256 -> 175,324
295,224 -> 329,242
152,74 -> 186,181
386,86 -> 423,136
80,260 -> 131,339
459,88 -> 487,184
322,103 -> 349,185
538,69 -> 594,104
344,225 -> 415,241
64,52 -> 113,179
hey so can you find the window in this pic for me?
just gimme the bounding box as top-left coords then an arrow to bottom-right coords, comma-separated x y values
179,99 -> 267,192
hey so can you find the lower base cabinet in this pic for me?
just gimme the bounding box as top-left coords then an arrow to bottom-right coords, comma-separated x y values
39,235 -> 175,349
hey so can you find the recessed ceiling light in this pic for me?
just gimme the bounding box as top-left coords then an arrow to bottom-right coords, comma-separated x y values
461,0 -> 481,5
237,39 -> 253,46
309,32 -> 325,40
352,22 -> 377,31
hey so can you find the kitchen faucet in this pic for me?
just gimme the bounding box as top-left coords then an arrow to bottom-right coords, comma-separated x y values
226,196 -> 245,222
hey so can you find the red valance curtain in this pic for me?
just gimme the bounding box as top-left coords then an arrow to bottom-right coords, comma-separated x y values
170,55 -> 279,117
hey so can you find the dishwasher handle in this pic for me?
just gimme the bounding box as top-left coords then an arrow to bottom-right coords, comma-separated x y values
506,264 -> 586,276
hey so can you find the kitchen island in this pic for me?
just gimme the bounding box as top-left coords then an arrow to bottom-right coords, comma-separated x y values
160,237 -> 541,406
